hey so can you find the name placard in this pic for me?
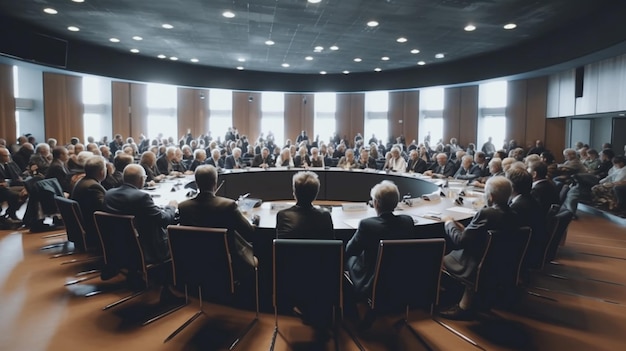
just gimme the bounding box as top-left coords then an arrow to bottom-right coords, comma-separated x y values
270,203 -> 292,211
342,203 -> 368,212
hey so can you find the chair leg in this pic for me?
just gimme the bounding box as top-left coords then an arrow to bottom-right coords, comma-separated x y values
41,232 -> 67,239
60,256 -> 101,265
434,318 -> 486,351
40,241 -> 69,251
143,301 -> 188,326
65,274 -> 100,286
75,269 -> 100,277
103,290 -> 145,310
268,326 -> 278,351
228,317 -> 258,350
163,310 -> 204,343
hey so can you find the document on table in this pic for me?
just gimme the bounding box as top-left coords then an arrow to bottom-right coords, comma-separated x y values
445,206 -> 477,215
343,218 -> 362,229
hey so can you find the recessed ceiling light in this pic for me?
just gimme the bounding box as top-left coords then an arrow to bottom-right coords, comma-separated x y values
130,49 -> 139,53
342,71 -> 350,74
305,56 -> 314,61
162,24 -> 174,29
72,0 -> 85,3
367,21 -> 379,27
132,36 -> 143,41
503,23 -> 517,30
330,45 -> 339,51
464,24 -> 476,31
417,61 -> 426,65
381,56 -> 390,61
410,49 -> 420,54
43,8 -> 58,15
354,58 -> 362,62
314,46 -> 324,52
396,37 -> 407,43
282,63 -> 290,68
236,66 -> 244,70
170,56 -> 178,61
374,68 -> 382,72
237,58 -> 246,62
308,0 -> 322,3
157,54 -> 166,59
320,71 -> 327,75
67,26 -> 80,32
190,58 -> 199,63
109,38 -> 120,43
222,11 -> 235,18
265,40 -> 275,45
435,53 -> 445,59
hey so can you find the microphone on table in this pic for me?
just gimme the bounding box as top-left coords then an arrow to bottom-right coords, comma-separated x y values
216,180 -> 225,193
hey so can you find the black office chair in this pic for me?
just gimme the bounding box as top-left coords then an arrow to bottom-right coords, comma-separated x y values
93,211 -> 184,325
531,204 -> 561,271
545,209 -> 574,263
270,239 -> 354,351
24,177 -> 64,232
163,226 -> 259,349
361,238 -> 446,351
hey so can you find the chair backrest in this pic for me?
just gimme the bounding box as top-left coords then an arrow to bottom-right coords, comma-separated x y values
54,196 -> 87,252
536,204 -> 562,270
545,209 -> 574,262
93,211 -> 147,277
273,239 -> 343,311
481,227 -> 532,291
167,226 -> 234,301
370,238 -> 446,314
558,185 -> 571,207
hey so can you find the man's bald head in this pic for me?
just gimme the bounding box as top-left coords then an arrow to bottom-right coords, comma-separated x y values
123,164 -> 146,188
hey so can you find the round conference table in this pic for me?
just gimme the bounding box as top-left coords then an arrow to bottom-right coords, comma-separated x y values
143,168 -> 484,309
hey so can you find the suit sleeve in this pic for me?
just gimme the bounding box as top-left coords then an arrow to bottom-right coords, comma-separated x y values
87,184 -> 105,211
141,193 -> 175,227
345,221 -> 366,256
446,210 -> 489,248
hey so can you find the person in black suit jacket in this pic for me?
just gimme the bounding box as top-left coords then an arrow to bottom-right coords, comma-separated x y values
406,149 -> 427,173
424,153 -> 456,178
470,152 -> 490,179
252,147 -> 274,168
71,155 -> 106,249
156,147 -> 177,175
224,147 -> 244,169
109,134 -> 124,155
529,161 -> 560,218
139,151 -> 165,184
345,180 -> 416,295
454,155 -> 481,180
0,147 -> 27,220
45,147 -> 71,194
440,176 -> 518,320
356,148 -> 377,170
206,149 -> 225,169
178,165 -> 256,282
103,164 -> 178,264
507,167 -> 546,272
276,171 -> 334,239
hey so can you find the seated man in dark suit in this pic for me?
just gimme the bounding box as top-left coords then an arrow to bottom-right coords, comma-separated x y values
528,161 -> 559,218
454,155 -> 480,180
506,167 -> 545,272
156,146 -> 178,175
224,147 -> 244,169
0,147 -> 27,221
423,153 -> 455,178
406,149 -> 427,173
45,146 -> 71,194
178,165 -> 256,284
276,171 -> 334,239
206,148 -> 225,169
440,176 -> 518,320
345,180 -> 415,296
356,148 -> 377,170
71,155 -> 106,249
103,164 -> 178,265
251,147 -> 274,168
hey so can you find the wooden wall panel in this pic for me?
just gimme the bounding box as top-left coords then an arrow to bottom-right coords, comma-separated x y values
403,90 -> 419,145
459,86 -> 478,148
43,72 -> 83,144
545,118 -> 566,163
177,87 -> 208,139
507,79 -> 528,147
285,94 -> 303,143
111,81 -> 130,138
525,77 -> 548,148
443,87 -> 461,144
0,64 -> 16,143
232,91 -> 260,142
129,83 -> 147,141
336,93 -> 364,145
388,92 -> 404,142
302,93 -> 314,140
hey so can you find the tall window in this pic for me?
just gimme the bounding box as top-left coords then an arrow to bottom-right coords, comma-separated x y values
82,76 -> 109,142
419,87 -> 444,146
364,91 -> 389,145
208,89 -> 232,139
261,91 -> 285,146
13,66 -> 19,137
146,83 -> 177,140
478,81 -> 507,151
314,92 -> 336,144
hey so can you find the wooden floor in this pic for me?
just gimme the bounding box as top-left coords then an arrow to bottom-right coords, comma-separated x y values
1,213 -> 625,351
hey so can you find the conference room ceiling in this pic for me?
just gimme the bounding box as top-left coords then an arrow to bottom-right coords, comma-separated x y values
0,0 -> 617,75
